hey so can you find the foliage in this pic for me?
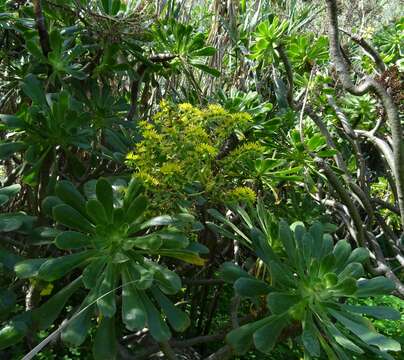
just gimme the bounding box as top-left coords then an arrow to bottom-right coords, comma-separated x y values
0,178 -> 206,357
126,101 -> 261,211
221,221 -> 401,358
0,1 -> 403,359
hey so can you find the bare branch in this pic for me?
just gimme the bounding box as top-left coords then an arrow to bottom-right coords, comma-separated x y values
339,28 -> 386,72
325,0 -> 404,228
32,0 -> 51,57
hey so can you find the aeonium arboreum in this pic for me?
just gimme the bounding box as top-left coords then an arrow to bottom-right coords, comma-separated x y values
221,221 -> 401,359
5,178 -> 207,358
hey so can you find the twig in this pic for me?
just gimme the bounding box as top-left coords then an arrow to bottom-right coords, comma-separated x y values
339,28 -> 386,72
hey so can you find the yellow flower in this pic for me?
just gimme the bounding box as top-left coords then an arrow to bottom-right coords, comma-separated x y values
143,129 -> 163,141
126,151 -> 137,160
196,143 -> 218,157
138,120 -> 154,130
160,162 -> 182,175
206,104 -> 226,115
135,172 -> 159,186
227,142 -> 266,159
225,186 -> 257,205
179,103 -> 194,112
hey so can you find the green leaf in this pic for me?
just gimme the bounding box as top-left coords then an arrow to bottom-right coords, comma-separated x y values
0,319 -> 29,350
0,195 -> 9,206
309,221 -> 324,259
317,149 -> 338,157
333,240 -> 352,270
267,292 -> 300,315
356,277 -> 396,297
251,228 -> 279,266
55,231 -> 91,249
86,199 -> 109,225
42,196 -> 63,217
124,179 -> 144,210
0,214 -> 23,232
121,268 -> 146,331
62,294 -> 95,346
157,230 -> 189,249
220,262 -> 251,283
157,249 -> 206,266
139,292 -> 171,342
307,134 -> 326,151
140,215 -> 176,228
0,184 -> 21,198
326,321 -> 364,354
208,208 -> 251,245
14,259 -> 47,278
190,47 -> 216,56
53,204 -> 95,233
111,0 -> 121,15
190,62 -> 220,77
332,277 -> 357,295
253,315 -> 287,354
342,305 -> 401,320
34,276 -> 83,329
338,262 -> 364,279
22,74 -> 48,107
269,261 -> 295,288
0,114 -> 25,129
55,181 -> 87,217
96,179 -> 114,221
93,316 -> 117,360
329,309 -> 401,352
101,0 -> 111,14
319,254 -> 336,276
279,219 -> 296,263
151,286 -> 190,332
0,289 -> 16,316
226,317 -> 271,355
148,262 -> 181,295
83,258 -> 106,289
112,208 -> 125,226
302,318 -> 320,357
125,234 -> 162,251
127,263 -> 152,290
0,142 -> 26,160
234,278 -> 272,297
38,250 -> 95,281
346,248 -> 369,265
319,234 -> 334,258
0,247 -> 22,271
97,263 -> 117,318
126,194 -> 148,224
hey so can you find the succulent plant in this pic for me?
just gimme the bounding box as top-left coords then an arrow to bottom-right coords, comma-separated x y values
1,178 -> 206,357
220,221 -> 401,359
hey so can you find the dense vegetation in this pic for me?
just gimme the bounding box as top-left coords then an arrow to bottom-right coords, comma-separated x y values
0,0 -> 403,359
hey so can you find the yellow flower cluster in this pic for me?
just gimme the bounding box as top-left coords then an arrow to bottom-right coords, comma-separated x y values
126,102 -> 260,212
195,143 -> 218,157
160,162 -> 182,175
224,186 -> 257,205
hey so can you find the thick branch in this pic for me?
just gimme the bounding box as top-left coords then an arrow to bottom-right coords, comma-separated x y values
126,54 -> 177,121
316,158 -> 366,247
277,43 -> 294,106
325,0 -> 404,228
33,0 -> 51,57
339,28 -> 386,72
